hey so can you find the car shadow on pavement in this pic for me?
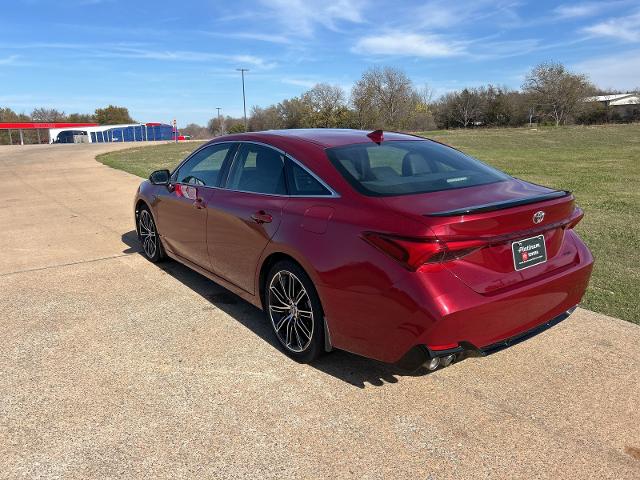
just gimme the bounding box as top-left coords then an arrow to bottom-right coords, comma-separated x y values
122,231 -> 431,388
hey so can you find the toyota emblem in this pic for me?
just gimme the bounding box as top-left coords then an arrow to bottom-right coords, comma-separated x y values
533,211 -> 545,224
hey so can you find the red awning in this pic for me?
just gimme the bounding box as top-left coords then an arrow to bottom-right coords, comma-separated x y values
0,122 -> 99,129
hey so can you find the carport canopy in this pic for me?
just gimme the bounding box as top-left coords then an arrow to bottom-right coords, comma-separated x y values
0,122 -> 98,145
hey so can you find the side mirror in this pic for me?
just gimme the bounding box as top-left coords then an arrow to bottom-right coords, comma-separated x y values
149,169 -> 170,185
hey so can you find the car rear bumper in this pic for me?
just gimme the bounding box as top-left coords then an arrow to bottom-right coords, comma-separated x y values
391,234 -> 593,367
479,305 -> 576,355
322,231 -> 593,366
395,305 -> 578,370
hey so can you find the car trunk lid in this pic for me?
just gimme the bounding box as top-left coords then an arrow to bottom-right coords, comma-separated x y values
381,179 -> 582,294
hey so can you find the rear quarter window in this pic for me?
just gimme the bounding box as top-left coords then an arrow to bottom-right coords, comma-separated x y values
325,140 -> 509,196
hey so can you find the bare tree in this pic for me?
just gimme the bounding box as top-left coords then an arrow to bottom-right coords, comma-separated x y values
438,88 -> 486,128
405,85 -> 436,131
208,116 -> 225,135
303,83 -> 347,128
350,78 -> 377,129
67,112 -> 96,123
31,108 -> 66,122
277,97 -> 312,129
351,66 -> 417,130
522,62 -> 595,126
181,123 -> 211,139
249,105 -> 283,131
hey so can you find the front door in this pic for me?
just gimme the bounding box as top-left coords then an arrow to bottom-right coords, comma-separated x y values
206,143 -> 288,294
154,143 -> 236,269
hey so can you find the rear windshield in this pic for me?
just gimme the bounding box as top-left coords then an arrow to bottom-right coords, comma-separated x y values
325,140 -> 509,196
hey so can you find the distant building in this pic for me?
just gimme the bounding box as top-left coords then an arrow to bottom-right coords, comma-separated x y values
49,122 -> 176,144
586,93 -> 640,120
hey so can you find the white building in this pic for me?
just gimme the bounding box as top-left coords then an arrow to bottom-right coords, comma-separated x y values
48,123 -> 174,144
586,93 -> 640,120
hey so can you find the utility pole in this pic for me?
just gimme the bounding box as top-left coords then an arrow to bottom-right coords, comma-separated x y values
236,68 -> 249,131
216,107 -> 222,135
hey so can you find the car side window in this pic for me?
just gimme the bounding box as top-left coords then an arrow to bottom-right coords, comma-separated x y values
227,143 -> 287,195
175,143 -> 233,186
285,159 -> 332,196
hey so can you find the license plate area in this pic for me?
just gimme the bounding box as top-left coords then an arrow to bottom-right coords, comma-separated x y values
512,234 -> 547,271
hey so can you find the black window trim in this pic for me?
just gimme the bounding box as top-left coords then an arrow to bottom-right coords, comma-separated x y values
284,156 -> 334,197
171,141 -> 239,188
221,141 -> 340,198
169,140 -> 340,198
224,141 -> 290,197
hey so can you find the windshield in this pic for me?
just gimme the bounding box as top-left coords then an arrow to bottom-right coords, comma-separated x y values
325,140 -> 509,197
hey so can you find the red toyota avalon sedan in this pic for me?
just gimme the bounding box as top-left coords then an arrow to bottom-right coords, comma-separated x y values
134,129 -> 593,370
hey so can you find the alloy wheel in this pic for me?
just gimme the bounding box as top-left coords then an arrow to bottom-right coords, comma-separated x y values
139,209 -> 157,259
268,270 -> 314,352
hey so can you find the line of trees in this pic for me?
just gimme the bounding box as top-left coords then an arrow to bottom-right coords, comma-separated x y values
3,62 -> 638,145
198,62 -> 638,137
0,105 -> 135,144
204,68 -> 436,136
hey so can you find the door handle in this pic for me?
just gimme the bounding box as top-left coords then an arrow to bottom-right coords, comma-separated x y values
193,198 -> 206,209
251,210 -> 273,224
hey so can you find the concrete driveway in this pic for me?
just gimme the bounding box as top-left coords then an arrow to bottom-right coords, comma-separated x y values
1,144 -> 639,479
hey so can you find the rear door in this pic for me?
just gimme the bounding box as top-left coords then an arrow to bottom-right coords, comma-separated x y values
206,142 -> 288,294
154,143 -> 236,269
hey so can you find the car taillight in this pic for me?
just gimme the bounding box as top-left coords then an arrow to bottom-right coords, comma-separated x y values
565,207 -> 584,229
362,232 -> 484,271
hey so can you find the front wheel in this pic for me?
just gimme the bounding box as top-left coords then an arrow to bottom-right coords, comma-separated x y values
265,260 -> 325,363
138,206 -> 165,263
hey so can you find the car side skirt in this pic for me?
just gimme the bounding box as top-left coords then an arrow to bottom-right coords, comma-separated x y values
163,249 -> 261,308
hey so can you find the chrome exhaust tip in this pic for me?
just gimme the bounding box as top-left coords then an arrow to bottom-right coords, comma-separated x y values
426,357 -> 440,371
424,353 -> 456,371
441,354 -> 455,367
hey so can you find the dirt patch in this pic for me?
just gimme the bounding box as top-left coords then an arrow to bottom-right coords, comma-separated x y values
624,446 -> 640,461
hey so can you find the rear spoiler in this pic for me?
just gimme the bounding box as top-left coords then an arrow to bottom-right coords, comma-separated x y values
426,190 -> 571,217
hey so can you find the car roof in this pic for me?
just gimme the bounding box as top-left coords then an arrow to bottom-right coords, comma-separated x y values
212,128 -> 424,148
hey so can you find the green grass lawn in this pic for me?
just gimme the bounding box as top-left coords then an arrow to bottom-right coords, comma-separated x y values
97,125 -> 640,324
97,142 -> 207,179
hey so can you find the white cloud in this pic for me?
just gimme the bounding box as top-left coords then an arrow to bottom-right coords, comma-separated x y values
199,31 -> 291,45
229,33 -> 291,44
582,11 -> 640,42
574,50 -> 640,90
281,78 -> 317,88
472,39 -> 542,59
129,50 -> 275,69
0,43 -> 277,69
554,2 -> 603,18
0,55 -> 20,65
413,0 -> 522,29
258,0 -> 366,36
352,33 -> 465,58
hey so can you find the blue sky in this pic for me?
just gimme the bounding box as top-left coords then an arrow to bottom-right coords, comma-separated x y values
1,0 -> 639,126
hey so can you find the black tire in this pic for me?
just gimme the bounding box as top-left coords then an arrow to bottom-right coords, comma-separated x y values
137,206 -> 165,263
265,260 -> 325,363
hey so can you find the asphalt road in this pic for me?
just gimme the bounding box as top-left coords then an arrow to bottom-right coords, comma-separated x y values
1,143 -> 639,479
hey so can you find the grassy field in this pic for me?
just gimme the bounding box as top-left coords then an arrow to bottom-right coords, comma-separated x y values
97,125 -> 640,324
98,141 -> 206,178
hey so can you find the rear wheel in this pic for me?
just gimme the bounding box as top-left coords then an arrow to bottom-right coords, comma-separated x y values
265,260 -> 324,363
138,206 -> 165,263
